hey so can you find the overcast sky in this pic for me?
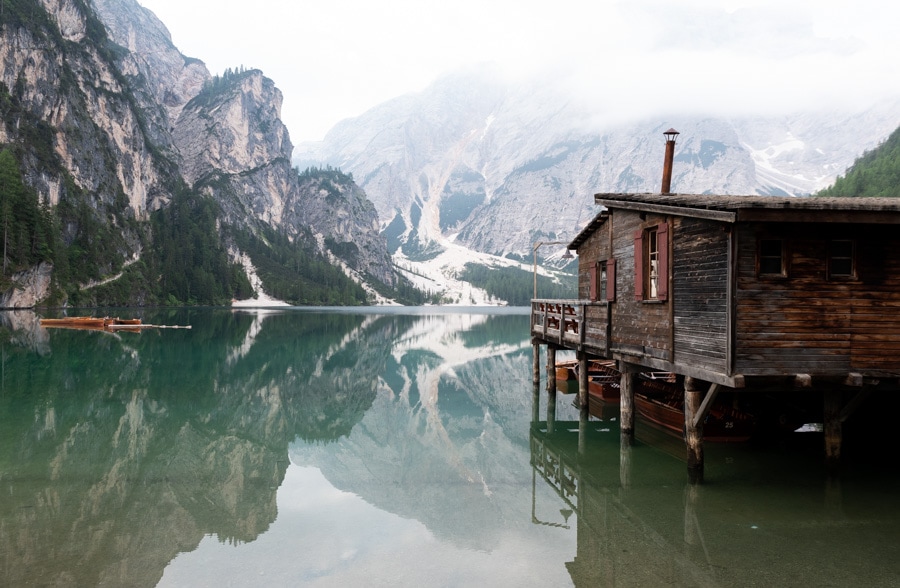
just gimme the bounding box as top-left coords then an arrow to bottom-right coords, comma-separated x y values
137,0 -> 899,145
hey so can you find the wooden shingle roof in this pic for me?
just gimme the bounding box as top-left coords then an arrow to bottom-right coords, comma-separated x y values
569,193 -> 900,250
593,193 -> 900,224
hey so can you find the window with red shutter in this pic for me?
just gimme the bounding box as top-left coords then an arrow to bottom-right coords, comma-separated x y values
633,230 -> 644,301
606,258 -> 616,302
656,222 -> 669,301
635,223 -> 668,302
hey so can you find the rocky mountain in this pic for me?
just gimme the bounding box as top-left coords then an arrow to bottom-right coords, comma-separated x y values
299,65 -> 900,276
0,0 -> 400,308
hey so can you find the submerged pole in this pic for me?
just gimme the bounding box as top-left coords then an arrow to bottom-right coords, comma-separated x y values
620,369 -> 636,446
577,353 -> 589,410
547,347 -> 557,394
824,389 -> 843,475
684,377 -> 705,484
547,386 -> 557,434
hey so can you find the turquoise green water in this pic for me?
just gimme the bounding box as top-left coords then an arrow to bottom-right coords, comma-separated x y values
1,308 -> 899,587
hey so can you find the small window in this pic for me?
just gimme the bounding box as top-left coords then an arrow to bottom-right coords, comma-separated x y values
599,261 -> 608,301
828,239 -> 856,279
758,239 -> 785,276
634,223 -> 668,301
647,228 -> 660,298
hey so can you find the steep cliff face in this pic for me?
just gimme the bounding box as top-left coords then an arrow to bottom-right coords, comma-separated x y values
170,70 -> 395,287
287,168 -> 395,286
1,0 -> 153,242
0,0 -> 399,307
174,71 -> 292,223
95,0 -> 396,290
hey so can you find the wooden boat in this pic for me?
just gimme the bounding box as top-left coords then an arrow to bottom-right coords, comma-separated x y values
555,359 -> 579,382
556,359 -> 618,382
634,377 -> 755,443
587,361 -> 621,403
555,359 -> 622,403
564,359 -> 755,442
40,316 -> 143,332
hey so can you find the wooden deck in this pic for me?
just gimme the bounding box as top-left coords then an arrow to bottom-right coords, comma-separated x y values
531,299 -> 610,357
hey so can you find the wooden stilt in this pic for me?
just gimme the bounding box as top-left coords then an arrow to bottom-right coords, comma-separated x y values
684,377 -> 705,484
619,368 -> 636,446
543,344 -> 558,433
683,483 -> 701,548
824,389 -> 842,475
532,343 -> 542,423
547,347 -> 557,394
619,443 -> 632,489
578,406 -> 588,455
577,352 -> 589,409
547,386 -> 557,435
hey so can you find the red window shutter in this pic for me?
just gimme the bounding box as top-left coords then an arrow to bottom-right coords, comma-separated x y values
633,230 -> 644,301
607,258 -> 616,302
657,222 -> 669,301
589,264 -> 598,300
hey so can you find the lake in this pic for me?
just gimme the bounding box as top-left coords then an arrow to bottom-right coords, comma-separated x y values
2,307 -> 900,587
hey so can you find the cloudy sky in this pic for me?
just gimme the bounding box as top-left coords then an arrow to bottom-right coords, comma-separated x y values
137,0 -> 899,145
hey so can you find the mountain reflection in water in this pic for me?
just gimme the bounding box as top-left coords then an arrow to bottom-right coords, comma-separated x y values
1,308 -> 900,587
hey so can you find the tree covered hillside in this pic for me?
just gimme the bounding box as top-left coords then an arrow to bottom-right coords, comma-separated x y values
817,125 -> 900,197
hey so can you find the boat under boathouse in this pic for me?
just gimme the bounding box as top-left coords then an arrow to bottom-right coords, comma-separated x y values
531,131 -> 900,482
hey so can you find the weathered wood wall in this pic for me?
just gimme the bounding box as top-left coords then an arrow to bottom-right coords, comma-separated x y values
577,222 -> 608,298
609,212 -> 672,361
672,217 -> 729,374
735,223 -> 900,376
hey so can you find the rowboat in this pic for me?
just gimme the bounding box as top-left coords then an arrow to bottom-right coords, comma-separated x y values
39,316 -> 143,331
555,359 -> 579,382
566,359 -> 755,442
634,377 -> 755,443
587,362 -> 621,403
554,359 -> 623,403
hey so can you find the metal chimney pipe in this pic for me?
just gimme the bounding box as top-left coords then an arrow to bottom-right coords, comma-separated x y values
661,128 -> 679,194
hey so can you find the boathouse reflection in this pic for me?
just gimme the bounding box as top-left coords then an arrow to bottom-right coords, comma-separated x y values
531,390 -> 899,587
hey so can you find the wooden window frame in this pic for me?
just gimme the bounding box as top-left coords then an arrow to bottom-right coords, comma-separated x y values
634,223 -> 668,302
598,261 -> 607,301
758,238 -> 787,278
590,259 -> 616,302
606,258 -> 616,302
827,239 -> 856,280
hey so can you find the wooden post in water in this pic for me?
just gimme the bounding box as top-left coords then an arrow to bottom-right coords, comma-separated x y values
577,352 -> 589,410
683,482 -> 701,554
547,386 -> 557,435
578,407 -> 588,455
684,377 -> 705,483
619,367 -> 636,446
620,443 -> 632,489
532,343 -> 543,424
824,389 -> 842,475
547,347 -> 557,394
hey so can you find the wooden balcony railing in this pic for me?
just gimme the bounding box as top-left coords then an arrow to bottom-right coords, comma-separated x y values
531,299 -> 611,356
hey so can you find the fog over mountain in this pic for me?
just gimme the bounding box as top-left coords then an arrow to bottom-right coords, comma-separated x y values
299,65 -> 900,294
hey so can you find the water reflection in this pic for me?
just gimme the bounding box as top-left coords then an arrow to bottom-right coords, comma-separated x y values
532,406 -> 900,586
4,308 -> 900,586
0,308 -> 548,586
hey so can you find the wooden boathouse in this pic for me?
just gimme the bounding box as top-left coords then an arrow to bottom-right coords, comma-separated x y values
531,132 -> 900,481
